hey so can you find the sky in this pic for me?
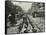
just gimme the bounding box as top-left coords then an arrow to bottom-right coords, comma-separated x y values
12,1 -> 32,13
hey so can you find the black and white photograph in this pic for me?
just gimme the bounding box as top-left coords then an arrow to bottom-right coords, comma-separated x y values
5,0 -> 45,34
